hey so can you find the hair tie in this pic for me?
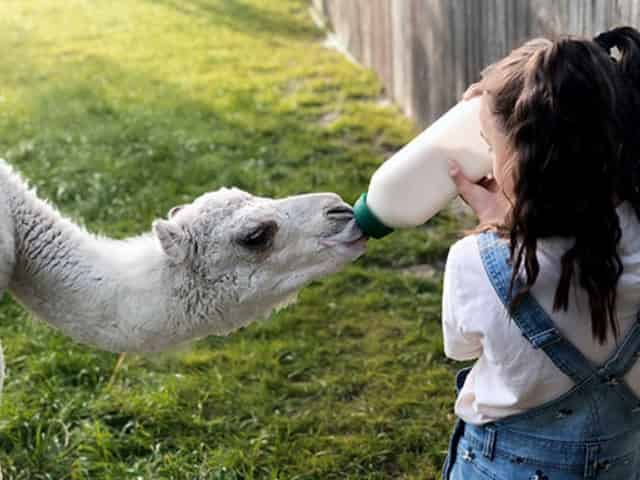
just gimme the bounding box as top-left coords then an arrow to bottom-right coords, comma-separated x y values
594,31 -> 620,55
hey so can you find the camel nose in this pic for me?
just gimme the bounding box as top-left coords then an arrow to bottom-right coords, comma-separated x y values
325,204 -> 354,221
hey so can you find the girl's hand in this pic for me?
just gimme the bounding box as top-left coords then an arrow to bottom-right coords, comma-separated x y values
448,160 -> 509,225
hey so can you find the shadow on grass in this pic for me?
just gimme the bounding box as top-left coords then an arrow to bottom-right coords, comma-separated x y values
147,0 -> 318,40
1,56 -> 255,232
0,48 -> 382,235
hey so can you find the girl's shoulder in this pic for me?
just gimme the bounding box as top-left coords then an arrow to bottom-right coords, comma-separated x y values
444,232 -> 512,315
444,233 -> 497,303
446,233 -> 484,271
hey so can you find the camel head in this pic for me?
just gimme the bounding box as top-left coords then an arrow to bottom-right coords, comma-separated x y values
151,188 -> 366,338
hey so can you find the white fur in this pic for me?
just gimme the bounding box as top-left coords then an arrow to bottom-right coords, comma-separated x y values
0,159 -> 365,391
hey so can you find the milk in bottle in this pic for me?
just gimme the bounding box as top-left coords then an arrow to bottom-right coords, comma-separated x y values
353,97 -> 493,238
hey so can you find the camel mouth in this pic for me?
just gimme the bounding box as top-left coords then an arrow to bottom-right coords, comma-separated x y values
319,219 -> 367,257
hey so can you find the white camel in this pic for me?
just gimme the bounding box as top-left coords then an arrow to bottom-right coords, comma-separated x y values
0,158 -> 366,389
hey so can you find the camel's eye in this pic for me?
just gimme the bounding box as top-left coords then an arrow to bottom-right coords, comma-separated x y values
237,221 -> 278,250
168,205 -> 185,219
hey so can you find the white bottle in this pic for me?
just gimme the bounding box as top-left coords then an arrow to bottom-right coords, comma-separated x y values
353,97 -> 492,238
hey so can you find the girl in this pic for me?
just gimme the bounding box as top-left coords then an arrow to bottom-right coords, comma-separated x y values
442,27 -> 640,479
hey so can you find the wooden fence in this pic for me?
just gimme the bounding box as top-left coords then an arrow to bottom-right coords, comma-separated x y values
312,0 -> 640,126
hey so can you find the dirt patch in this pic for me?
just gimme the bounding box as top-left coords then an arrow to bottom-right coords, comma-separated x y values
319,110 -> 340,127
399,263 -> 441,279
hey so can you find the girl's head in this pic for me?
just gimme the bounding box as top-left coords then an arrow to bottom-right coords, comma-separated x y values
477,27 -> 640,343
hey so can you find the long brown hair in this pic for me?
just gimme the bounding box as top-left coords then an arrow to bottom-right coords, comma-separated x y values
480,29 -> 640,343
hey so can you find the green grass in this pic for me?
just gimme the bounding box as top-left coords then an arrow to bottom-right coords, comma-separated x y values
0,1 -> 468,478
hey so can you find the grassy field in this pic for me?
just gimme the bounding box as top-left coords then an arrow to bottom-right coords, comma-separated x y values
0,1 -> 469,478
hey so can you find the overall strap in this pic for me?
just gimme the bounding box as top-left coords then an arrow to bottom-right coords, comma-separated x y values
598,314 -> 640,380
477,232 -> 596,385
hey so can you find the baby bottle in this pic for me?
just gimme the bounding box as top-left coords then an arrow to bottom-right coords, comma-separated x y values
353,97 -> 493,238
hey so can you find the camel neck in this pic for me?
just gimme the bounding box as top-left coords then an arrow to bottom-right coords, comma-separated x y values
5,168 -> 175,352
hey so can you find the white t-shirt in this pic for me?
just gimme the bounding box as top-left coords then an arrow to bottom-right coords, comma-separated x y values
442,201 -> 640,425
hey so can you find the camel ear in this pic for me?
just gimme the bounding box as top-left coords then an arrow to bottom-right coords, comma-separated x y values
153,220 -> 189,263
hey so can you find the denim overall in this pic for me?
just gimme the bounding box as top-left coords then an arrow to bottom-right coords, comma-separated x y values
442,232 -> 640,479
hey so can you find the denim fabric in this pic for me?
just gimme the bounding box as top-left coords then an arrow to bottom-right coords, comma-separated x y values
442,232 -> 640,479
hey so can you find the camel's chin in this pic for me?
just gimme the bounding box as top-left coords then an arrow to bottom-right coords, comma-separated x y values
319,237 -> 367,260
332,237 -> 367,260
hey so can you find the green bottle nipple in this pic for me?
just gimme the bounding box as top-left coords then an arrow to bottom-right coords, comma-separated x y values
353,193 -> 394,239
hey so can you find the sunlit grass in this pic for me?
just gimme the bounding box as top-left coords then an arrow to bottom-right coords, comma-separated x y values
0,1 -> 465,478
